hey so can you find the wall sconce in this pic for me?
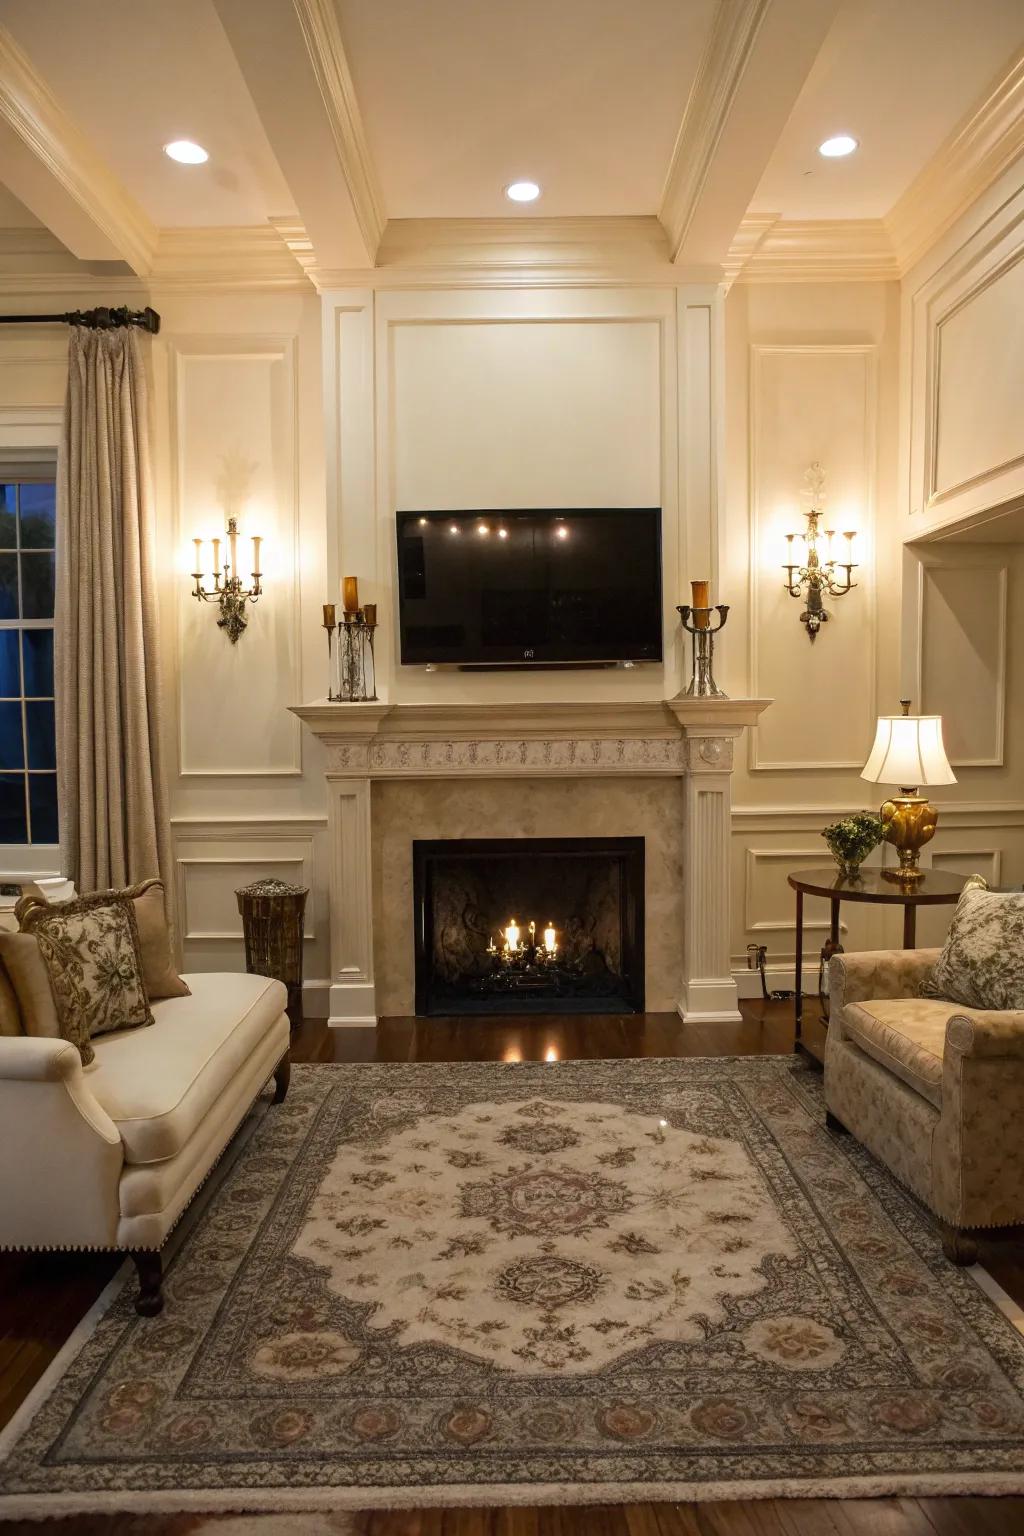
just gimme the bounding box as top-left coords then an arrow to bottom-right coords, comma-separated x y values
782,462 -> 858,641
191,516 -> 263,643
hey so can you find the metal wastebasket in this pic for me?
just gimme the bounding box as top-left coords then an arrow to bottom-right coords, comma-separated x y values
235,877 -> 308,1030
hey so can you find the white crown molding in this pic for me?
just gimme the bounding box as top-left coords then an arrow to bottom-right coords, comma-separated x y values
728,217 -> 900,284
311,215 -> 721,289
0,224 -> 312,296
887,48 -> 1024,275
291,0 -> 386,263
149,228 -> 311,293
659,0 -> 771,262
0,24 -> 156,277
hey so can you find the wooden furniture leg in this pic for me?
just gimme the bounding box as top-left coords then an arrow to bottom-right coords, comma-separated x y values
793,887 -> 804,1050
903,901 -> 917,949
131,1250 -> 164,1317
273,1051 -> 291,1104
941,1224 -> 979,1266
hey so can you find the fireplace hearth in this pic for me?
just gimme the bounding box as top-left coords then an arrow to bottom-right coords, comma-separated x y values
413,837 -> 644,1016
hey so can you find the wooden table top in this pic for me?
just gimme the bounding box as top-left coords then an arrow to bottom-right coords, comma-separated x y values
787,866 -> 969,905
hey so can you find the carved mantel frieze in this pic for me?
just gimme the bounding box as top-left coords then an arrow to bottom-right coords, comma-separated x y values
291,696 -> 770,1030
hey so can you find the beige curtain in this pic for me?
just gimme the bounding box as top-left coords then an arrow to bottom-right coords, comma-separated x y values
56,326 -> 171,897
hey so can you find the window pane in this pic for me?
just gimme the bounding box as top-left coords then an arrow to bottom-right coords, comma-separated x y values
20,552 -> 54,620
0,773 -> 26,841
22,630 -> 53,697
0,632 -> 20,696
26,700 -> 55,768
0,487 -> 15,549
0,554 -> 17,619
0,701 -> 23,768
28,773 -> 58,843
19,483 -> 56,549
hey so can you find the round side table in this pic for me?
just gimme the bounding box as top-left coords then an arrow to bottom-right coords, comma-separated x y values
786,866 -> 967,1051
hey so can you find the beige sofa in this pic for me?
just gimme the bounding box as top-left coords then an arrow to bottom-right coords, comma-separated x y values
0,971 -> 290,1314
825,948 -> 1024,1264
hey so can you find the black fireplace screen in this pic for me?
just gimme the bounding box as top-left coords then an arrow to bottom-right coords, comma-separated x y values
413,836 -> 644,1016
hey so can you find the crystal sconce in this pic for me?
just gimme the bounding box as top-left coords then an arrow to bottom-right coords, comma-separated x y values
782,463 -> 858,641
191,517 -> 263,643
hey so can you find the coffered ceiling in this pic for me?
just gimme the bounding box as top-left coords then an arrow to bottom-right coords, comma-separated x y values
0,0 -> 1021,286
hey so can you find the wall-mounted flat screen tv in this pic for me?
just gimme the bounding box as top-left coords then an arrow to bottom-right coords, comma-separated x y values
396,508 -> 663,667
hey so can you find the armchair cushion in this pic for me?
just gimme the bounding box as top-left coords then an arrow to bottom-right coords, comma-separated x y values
89,971 -> 287,1164
921,877 -> 1024,1011
842,997 -> 969,1108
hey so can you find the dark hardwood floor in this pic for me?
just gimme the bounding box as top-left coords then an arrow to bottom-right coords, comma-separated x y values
3,999 -> 1024,1535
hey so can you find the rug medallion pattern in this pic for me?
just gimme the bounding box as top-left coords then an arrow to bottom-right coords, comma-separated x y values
3,1057 -> 1024,1510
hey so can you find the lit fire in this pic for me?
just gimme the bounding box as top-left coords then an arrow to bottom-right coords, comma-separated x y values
486,918 -> 559,964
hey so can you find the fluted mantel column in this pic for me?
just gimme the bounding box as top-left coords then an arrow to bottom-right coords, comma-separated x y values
667,699 -> 770,1022
292,697 -> 770,1027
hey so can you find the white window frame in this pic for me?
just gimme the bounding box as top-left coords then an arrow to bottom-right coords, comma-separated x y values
0,408 -> 62,878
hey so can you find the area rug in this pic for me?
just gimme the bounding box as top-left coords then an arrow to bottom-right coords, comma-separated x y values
3,1057 -> 1024,1516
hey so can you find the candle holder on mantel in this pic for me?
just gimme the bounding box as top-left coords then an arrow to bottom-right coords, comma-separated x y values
676,599 -> 729,698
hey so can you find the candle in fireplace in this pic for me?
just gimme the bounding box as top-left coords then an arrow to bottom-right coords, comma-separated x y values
543,922 -> 557,953
504,919 -> 520,952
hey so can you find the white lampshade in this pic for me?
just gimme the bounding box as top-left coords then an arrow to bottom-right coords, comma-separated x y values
861,713 -> 957,789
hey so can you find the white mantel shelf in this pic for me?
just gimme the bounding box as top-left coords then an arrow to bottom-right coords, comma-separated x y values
291,696 -> 771,1030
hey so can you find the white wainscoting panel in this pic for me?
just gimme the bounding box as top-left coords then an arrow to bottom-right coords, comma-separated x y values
170,336 -> 302,777
748,344 -> 877,770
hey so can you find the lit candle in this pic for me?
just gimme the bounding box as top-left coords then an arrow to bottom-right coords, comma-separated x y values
543,923 -> 557,953
691,578 -> 710,628
229,522 -> 238,578
505,919 -> 520,951
211,537 -> 220,576
252,535 -> 262,575
192,537 -> 203,574
322,603 -> 336,628
342,576 -> 359,614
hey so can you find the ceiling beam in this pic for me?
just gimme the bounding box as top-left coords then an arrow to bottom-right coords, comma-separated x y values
659,0 -> 842,270
0,24 -> 156,276
214,0 -> 384,271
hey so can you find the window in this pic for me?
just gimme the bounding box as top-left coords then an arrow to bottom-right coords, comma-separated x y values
0,478 -> 57,844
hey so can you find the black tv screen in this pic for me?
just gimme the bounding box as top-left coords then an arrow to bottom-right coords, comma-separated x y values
396,508 -> 663,666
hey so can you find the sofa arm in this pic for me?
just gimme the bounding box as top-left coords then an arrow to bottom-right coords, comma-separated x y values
829,948 -> 941,1021
946,1011 -> 1024,1060
0,1036 -> 123,1250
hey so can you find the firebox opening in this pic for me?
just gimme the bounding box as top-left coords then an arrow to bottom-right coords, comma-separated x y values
413,836 -> 645,1016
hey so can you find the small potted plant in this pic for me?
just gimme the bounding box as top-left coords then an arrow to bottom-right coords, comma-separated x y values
822,812 -> 884,878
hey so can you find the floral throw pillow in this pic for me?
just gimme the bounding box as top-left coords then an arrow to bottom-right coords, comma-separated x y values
920,876 -> 1024,1011
28,895 -> 153,1066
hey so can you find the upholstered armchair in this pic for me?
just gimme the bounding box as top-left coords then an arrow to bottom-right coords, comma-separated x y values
825,948 -> 1024,1264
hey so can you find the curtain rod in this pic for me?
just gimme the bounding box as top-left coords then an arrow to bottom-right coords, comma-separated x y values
0,305 -> 160,334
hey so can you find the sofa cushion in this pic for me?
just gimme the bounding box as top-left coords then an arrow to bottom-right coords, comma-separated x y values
843,997 -> 986,1109
89,972 -> 287,1164
18,878 -> 190,1001
0,959 -> 23,1036
921,876 -> 1024,1011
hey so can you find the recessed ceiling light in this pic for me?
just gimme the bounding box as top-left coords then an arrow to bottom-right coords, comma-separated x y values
164,139 -> 209,165
505,180 -> 540,203
818,134 -> 858,159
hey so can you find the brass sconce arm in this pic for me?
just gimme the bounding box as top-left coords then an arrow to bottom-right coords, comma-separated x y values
781,466 -> 859,642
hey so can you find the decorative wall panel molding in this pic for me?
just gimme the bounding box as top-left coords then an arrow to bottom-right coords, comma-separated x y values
743,847 -> 850,935
169,335 -> 303,778
176,853 -> 314,942
748,343 -> 877,770
904,176 -> 1024,535
917,558 -> 1007,767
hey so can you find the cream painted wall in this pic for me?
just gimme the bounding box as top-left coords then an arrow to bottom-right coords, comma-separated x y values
0,289 -> 333,1008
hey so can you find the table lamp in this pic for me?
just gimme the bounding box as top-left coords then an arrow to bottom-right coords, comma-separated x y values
861,699 -> 956,881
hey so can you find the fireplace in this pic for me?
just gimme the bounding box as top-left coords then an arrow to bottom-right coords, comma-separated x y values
413,837 -> 644,1016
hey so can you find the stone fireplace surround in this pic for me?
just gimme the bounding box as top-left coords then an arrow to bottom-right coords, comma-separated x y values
292,698 -> 769,1027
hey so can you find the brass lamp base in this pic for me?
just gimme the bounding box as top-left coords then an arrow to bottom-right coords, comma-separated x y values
879,792 -> 939,881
